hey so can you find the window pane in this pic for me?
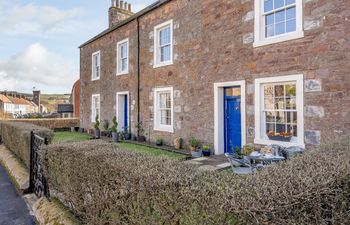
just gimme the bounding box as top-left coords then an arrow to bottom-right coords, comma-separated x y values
160,27 -> 170,46
287,111 -> 297,124
120,44 -> 127,58
274,98 -> 285,109
225,87 -> 241,96
275,10 -> 285,23
286,7 -> 296,20
286,97 -> 296,109
285,0 -> 295,5
264,0 -> 273,12
276,123 -> 286,133
286,19 -> 296,32
161,45 -> 171,62
121,58 -> 127,71
275,22 -> 286,35
285,84 -> 296,96
264,97 -> 274,109
275,85 -> 284,97
266,14 -> 274,25
276,111 -> 286,123
266,25 -> 275,37
266,123 -> 275,134
274,0 -> 284,9
264,85 -> 274,97
266,111 -> 276,122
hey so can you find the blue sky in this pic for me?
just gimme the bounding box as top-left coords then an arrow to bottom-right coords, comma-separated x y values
0,0 -> 156,94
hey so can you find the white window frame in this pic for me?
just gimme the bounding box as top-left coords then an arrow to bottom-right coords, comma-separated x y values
153,87 -> 174,133
253,0 -> 304,47
116,38 -> 129,76
91,51 -> 101,81
153,20 -> 173,68
91,94 -> 100,123
254,74 -> 304,148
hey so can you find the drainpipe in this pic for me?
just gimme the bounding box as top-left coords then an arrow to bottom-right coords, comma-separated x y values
137,16 -> 140,136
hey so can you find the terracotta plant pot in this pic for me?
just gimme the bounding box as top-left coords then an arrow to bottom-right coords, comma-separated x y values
174,137 -> 183,149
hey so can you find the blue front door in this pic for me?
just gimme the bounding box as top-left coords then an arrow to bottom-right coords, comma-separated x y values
224,87 -> 242,154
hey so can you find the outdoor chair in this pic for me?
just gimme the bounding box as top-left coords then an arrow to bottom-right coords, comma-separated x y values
224,153 -> 261,174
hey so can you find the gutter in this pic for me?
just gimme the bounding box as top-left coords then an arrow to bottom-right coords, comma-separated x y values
137,16 -> 141,135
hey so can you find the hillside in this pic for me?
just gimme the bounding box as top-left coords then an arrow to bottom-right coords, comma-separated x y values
40,94 -> 71,112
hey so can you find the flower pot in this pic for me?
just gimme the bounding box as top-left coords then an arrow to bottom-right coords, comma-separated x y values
202,150 -> 211,157
191,150 -> 203,158
174,138 -> 182,149
156,142 -> 163,146
137,136 -> 146,142
112,132 -> 119,142
94,129 -> 100,139
124,133 -> 131,140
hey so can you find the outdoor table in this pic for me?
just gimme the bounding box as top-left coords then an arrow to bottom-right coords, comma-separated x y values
249,152 -> 285,166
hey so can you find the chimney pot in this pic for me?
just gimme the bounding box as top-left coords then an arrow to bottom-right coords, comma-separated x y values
116,0 -> 120,8
111,0 -> 116,7
120,1 -> 124,9
128,4 -> 131,11
124,2 -> 128,10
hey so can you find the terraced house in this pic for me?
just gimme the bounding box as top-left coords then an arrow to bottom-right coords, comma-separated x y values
79,0 -> 350,154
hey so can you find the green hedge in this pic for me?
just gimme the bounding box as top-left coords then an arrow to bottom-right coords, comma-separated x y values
0,121 -> 53,169
42,137 -> 350,225
5,118 -> 80,129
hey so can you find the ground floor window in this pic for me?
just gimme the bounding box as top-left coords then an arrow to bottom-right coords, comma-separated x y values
255,75 -> 304,147
153,87 -> 174,133
91,94 -> 100,122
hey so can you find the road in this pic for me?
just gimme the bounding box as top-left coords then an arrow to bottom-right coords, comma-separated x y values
0,164 -> 35,225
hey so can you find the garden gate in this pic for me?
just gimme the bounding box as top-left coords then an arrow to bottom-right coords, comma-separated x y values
29,131 -> 50,198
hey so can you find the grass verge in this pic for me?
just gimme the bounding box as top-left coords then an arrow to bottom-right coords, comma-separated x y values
53,132 -> 91,144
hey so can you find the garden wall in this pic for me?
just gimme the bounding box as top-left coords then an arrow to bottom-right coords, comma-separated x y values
42,137 -> 350,225
3,118 -> 80,130
0,121 -> 53,169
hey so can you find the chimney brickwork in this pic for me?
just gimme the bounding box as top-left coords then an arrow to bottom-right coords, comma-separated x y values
109,0 -> 134,28
32,90 -> 41,112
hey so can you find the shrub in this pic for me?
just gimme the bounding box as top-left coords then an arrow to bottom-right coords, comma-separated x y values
4,118 -> 79,129
41,136 -> 350,225
0,121 -> 53,169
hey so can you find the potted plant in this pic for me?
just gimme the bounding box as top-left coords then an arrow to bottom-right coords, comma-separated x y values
135,122 -> 146,142
123,126 -> 131,140
267,131 -> 293,142
173,137 -> 183,150
111,116 -> 119,142
102,120 -> 110,137
156,138 -> 163,146
189,136 -> 202,158
243,144 -> 255,157
93,115 -> 100,139
202,145 -> 211,157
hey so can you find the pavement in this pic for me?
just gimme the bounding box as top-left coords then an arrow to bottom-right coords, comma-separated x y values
0,164 -> 36,225
185,154 -> 231,171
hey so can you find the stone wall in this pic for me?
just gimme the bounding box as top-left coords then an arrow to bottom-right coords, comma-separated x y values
80,0 -> 350,148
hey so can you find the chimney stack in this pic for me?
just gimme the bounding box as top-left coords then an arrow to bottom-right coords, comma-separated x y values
108,0 -> 134,28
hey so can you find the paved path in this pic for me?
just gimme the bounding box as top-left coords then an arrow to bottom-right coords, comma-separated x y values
0,164 -> 35,225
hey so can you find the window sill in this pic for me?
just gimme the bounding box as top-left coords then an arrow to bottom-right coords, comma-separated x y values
254,138 -> 305,148
154,126 -> 174,133
253,31 -> 304,48
91,77 -> 100,81
153,61 -> 173,69
116,71 -> 128,76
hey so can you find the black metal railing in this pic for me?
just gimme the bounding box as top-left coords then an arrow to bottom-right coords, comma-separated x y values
29,131 -> 50,198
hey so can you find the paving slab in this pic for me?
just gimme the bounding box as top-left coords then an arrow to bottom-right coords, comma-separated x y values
0,164 -> 35,225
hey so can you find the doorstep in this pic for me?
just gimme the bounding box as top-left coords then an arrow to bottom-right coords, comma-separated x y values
186,155 -> 231,171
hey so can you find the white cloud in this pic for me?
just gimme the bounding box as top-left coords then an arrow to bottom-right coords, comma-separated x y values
0,2 -> 83,35
0,43 -> 78,93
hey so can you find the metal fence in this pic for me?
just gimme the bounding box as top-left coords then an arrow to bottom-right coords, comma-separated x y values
29,131 -> 50,198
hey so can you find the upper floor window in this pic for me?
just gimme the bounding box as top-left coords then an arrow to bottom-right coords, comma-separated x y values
154,87 -> 174,133
92,51 -> 101,80
117,39 -> 129,75
154,20 -> 173,68
254,0 -> 303,47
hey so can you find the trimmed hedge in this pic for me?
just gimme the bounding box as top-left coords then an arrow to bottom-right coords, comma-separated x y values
0,121 -> 53,169
4,118 -> 80,129
42,137 -> 350,225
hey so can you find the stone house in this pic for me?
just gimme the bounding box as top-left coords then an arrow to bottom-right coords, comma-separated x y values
79,0 -> 350,154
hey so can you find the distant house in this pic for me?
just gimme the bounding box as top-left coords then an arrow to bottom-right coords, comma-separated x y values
0,93 -> 39,117
0,94 -> 14,116
57,104 -> 74,118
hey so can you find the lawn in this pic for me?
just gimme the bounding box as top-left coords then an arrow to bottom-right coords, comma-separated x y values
53,131 -> 91,143
52,132 -> 187,160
